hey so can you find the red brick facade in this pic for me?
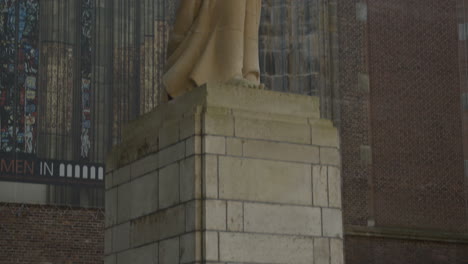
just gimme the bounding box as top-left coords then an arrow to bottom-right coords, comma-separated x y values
0,203 -> 104,264
346,236 -> 468,264
339,0 -> 468,263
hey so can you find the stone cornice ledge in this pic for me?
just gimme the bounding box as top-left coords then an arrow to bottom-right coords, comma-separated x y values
345,225 -> 468,244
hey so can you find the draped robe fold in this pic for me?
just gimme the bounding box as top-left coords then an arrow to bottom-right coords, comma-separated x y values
163,0 -> 262,98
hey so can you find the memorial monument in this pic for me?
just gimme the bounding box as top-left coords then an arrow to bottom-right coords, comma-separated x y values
105,1 -> 343,263
164,0 -> 263,98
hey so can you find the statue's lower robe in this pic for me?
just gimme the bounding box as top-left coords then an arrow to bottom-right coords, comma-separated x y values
163,0 -> 262,97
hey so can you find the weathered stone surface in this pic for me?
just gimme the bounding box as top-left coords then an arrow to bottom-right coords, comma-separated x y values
185,200 -> 202,232
180,114 -> 201,139
159,121 -> 180,149
117,183 -> 132,224
243,139 -> 319,163
227,201 -> 243,232
313,166 -> 328,207
131,205 -> 185,246
203,110 -> 234,136
105,188 -> 117,227
314,238 -> 330,264
104,229 -> 112,254
106,84 -> 342,264
204,231 -> 219,262
185,136 -> 201,156
104,255 -> 116,264
113,165 -> 130,186
159,142 -> 185,168
159,237 -> 179,264
204,200 -> 226,230
311,120 -> 340,148
130,153 -> 158,179
323,208 -> 343,238
105,172 -> 113,190
320,147 -> 340,166
116,243 -> 158,264
159,163 -> 179,209
203,155 -> 218,199
130,171 -> 158,219
226,137 -> 243,156
235,117 -> 311,144
244,203 -> 321,236
180,156 -> 201,202
203,135 -> 226,154
180,232 -> 201,263
219,157 -> 312,205
330,238 -> 344,264
112,223 -> 130,253
219,232 -> 314,263
328,166 -> 342,208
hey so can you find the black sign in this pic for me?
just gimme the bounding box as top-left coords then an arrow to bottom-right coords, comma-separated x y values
0,153 -> 105,186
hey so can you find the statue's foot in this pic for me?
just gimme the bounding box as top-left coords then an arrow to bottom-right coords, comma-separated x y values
225,76 -> 265,90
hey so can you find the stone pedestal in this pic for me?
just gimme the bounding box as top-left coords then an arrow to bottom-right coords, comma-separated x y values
104,84 -> 344,264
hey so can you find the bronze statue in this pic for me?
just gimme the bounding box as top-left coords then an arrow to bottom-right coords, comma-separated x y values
163,0 -> 262,98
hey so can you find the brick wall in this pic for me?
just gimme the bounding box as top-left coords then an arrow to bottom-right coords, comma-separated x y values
339,0 -> 468,263
346,236 -> 468,264
0,203 -> 104,264
368,0 -> 466,231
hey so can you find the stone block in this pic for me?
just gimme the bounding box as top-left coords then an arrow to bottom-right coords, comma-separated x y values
113,222 -> 130,252
131,205 -> 185,246
322,208 -> 343,238
314,238 -> 330,264
219,232 -> 314,263
159,237 -> 180,264
226,137 -> 243,156
235,117 -> 311,144
243,139 -> 319,163
105,172 -> 113,190
180,114 -> 201,139
104,255 -> 116,264
311,120 -> 339,148
227,201 -> 243,232
320,147 -> 340,166
159,121 -> 180,149
104,228 -> 112,254
330,239 -> 344,264
113,165 -> 130,186
180,156 -> 201,202
203,108 -> 234,136
328,166 -> 342,208
313,166 -> 328,207
180,232 -> 201,263
159,142 -> 185,168
159,163 -> 180,209
203,135 -> 226,154
185,200 -> 202,232
105,187 -> 117,227
116,243 -> 158,264
117,182 -> 132,224
203,155 -> 218,199
185,136 -> 201,156
244,203 -> 321,236
130,154 -> 158,179
130,171 -> 158,219
204,231 -> 219,262
203,83 -> 319,118
219,157 -> 312,205
204,200 -> 226,230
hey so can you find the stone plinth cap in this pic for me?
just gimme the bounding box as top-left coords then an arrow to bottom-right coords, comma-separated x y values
107,83 -> 320,171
